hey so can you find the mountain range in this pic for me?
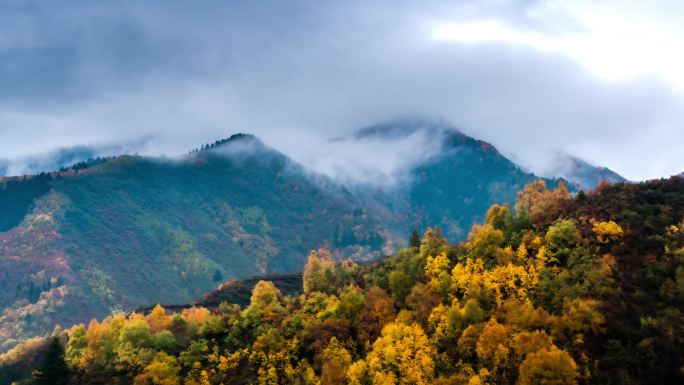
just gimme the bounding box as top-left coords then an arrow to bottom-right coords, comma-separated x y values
0,120 -> 621,351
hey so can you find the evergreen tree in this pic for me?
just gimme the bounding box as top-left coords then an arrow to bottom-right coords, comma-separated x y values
213,269 -> 223,283
409,230 -> 421,248
31,338 -> 71,385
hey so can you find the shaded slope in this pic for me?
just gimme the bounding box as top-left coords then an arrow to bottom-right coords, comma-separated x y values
348,119 -> 559,240
552,155 -> 627,190
407,129 -> 545,240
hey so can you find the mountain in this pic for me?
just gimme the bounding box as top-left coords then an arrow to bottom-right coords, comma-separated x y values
550,155 -> 627,190
0,134 -> 394,352
0,120 -> 576,352
4,176 -> 683,385
348,119 -> 561,239
0,143 -> 137,177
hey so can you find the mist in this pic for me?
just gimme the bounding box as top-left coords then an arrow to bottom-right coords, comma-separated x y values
1,0 -> 683,182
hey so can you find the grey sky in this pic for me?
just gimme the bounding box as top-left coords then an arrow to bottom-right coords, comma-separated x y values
0,0 -> 683,181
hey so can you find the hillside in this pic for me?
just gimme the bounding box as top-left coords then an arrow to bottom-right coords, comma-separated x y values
350,120 -> 561,240
0,134 -> 394,352
3,177 -> 683,385
552,156 -> 627,190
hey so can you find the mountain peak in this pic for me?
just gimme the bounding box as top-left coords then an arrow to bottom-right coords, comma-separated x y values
353,118 -> 461,141
551,155 -> 627,190
194,133 -> 261,152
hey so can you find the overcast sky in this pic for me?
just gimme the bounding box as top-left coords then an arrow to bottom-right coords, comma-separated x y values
0,0 -> 683,181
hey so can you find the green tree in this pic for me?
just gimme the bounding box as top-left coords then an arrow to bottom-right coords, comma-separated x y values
467,224 -> 504,266
303,249 -> 336,294
31,338 -> 71,385
409,230 -> 421,248
134,352 -> 181,385
544,219 -> 581,265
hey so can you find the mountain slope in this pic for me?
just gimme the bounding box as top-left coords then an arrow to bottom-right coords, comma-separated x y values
0,134 -> 393,351
4,177 -> 683,385
348,120 -> 560,240
551,155 -> 627,190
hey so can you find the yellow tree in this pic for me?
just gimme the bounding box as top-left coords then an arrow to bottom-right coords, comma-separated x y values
517,347 -> 578,385
147,304 -> 171,333
363,322 -> 435,385
244,280 -> 287,325
476,318 -> 510,371
320,337 -> 352,385
592,220 -> 624,244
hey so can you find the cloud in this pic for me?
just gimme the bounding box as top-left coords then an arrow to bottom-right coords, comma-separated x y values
0,0 -> 682,181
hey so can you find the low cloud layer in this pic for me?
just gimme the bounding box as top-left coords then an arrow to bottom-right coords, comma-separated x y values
0,0 -> 683,181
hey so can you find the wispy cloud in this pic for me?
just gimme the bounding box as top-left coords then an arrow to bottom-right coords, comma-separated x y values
0,0 -> 682,181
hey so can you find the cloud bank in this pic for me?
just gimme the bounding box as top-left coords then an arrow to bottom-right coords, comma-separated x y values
0,0 -> 683,181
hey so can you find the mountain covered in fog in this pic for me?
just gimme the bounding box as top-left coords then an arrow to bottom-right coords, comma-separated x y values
0,120 -> 574,350
0,143 -> 138,178
0,134 -> 393,351
346,119 -> 561,239
550,155 -> 627,190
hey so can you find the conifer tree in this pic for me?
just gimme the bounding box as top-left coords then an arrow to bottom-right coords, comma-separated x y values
31,338 -> 71,385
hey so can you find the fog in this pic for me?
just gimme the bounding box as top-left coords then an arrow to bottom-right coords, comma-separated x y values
1,0 -> 683,181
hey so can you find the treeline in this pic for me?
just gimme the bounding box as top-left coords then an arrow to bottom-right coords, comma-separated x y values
188,133 -> 254,154
0,173 -> 52,231
3,178 -> 684,384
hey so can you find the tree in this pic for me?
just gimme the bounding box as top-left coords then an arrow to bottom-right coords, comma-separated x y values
515,180 -> 569,224
406,283 -> 442,327
134,352 -> 181,385
31,337 -> 72,385
363,322 -> 435,385
244,280 -> 286,325
303,249 -> 336,294
517,347 -> 578,385
337,285 -> 365,321
320,337 -> 352,385
147,304 -> 171,333
358,287 -> 396,349
476,318 -> 510,371
467,224 -> 504,266
544,219 -> 581,265
389,270 -> 414,306
592,220 -> 623,244
213,269 -> 223,283
409,230 -> 421,249
420,227 -> 448,259
485,204 -> 512,232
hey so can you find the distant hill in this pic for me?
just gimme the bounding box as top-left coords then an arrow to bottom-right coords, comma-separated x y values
0,134 -> 393,352
348,119 -> 561,240
0,143 -> 136,177
550,155 -> 627,190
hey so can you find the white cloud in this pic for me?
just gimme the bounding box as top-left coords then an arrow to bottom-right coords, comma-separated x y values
432,0 -> 684,90
0,0 -> 683,182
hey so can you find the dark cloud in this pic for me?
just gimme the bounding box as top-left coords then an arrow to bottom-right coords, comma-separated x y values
0,0 -> 682,181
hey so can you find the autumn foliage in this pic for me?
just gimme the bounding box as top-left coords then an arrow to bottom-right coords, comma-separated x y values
4,178 -> 684,385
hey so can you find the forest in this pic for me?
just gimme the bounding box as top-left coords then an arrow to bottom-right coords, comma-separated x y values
2,178 -> 683,385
